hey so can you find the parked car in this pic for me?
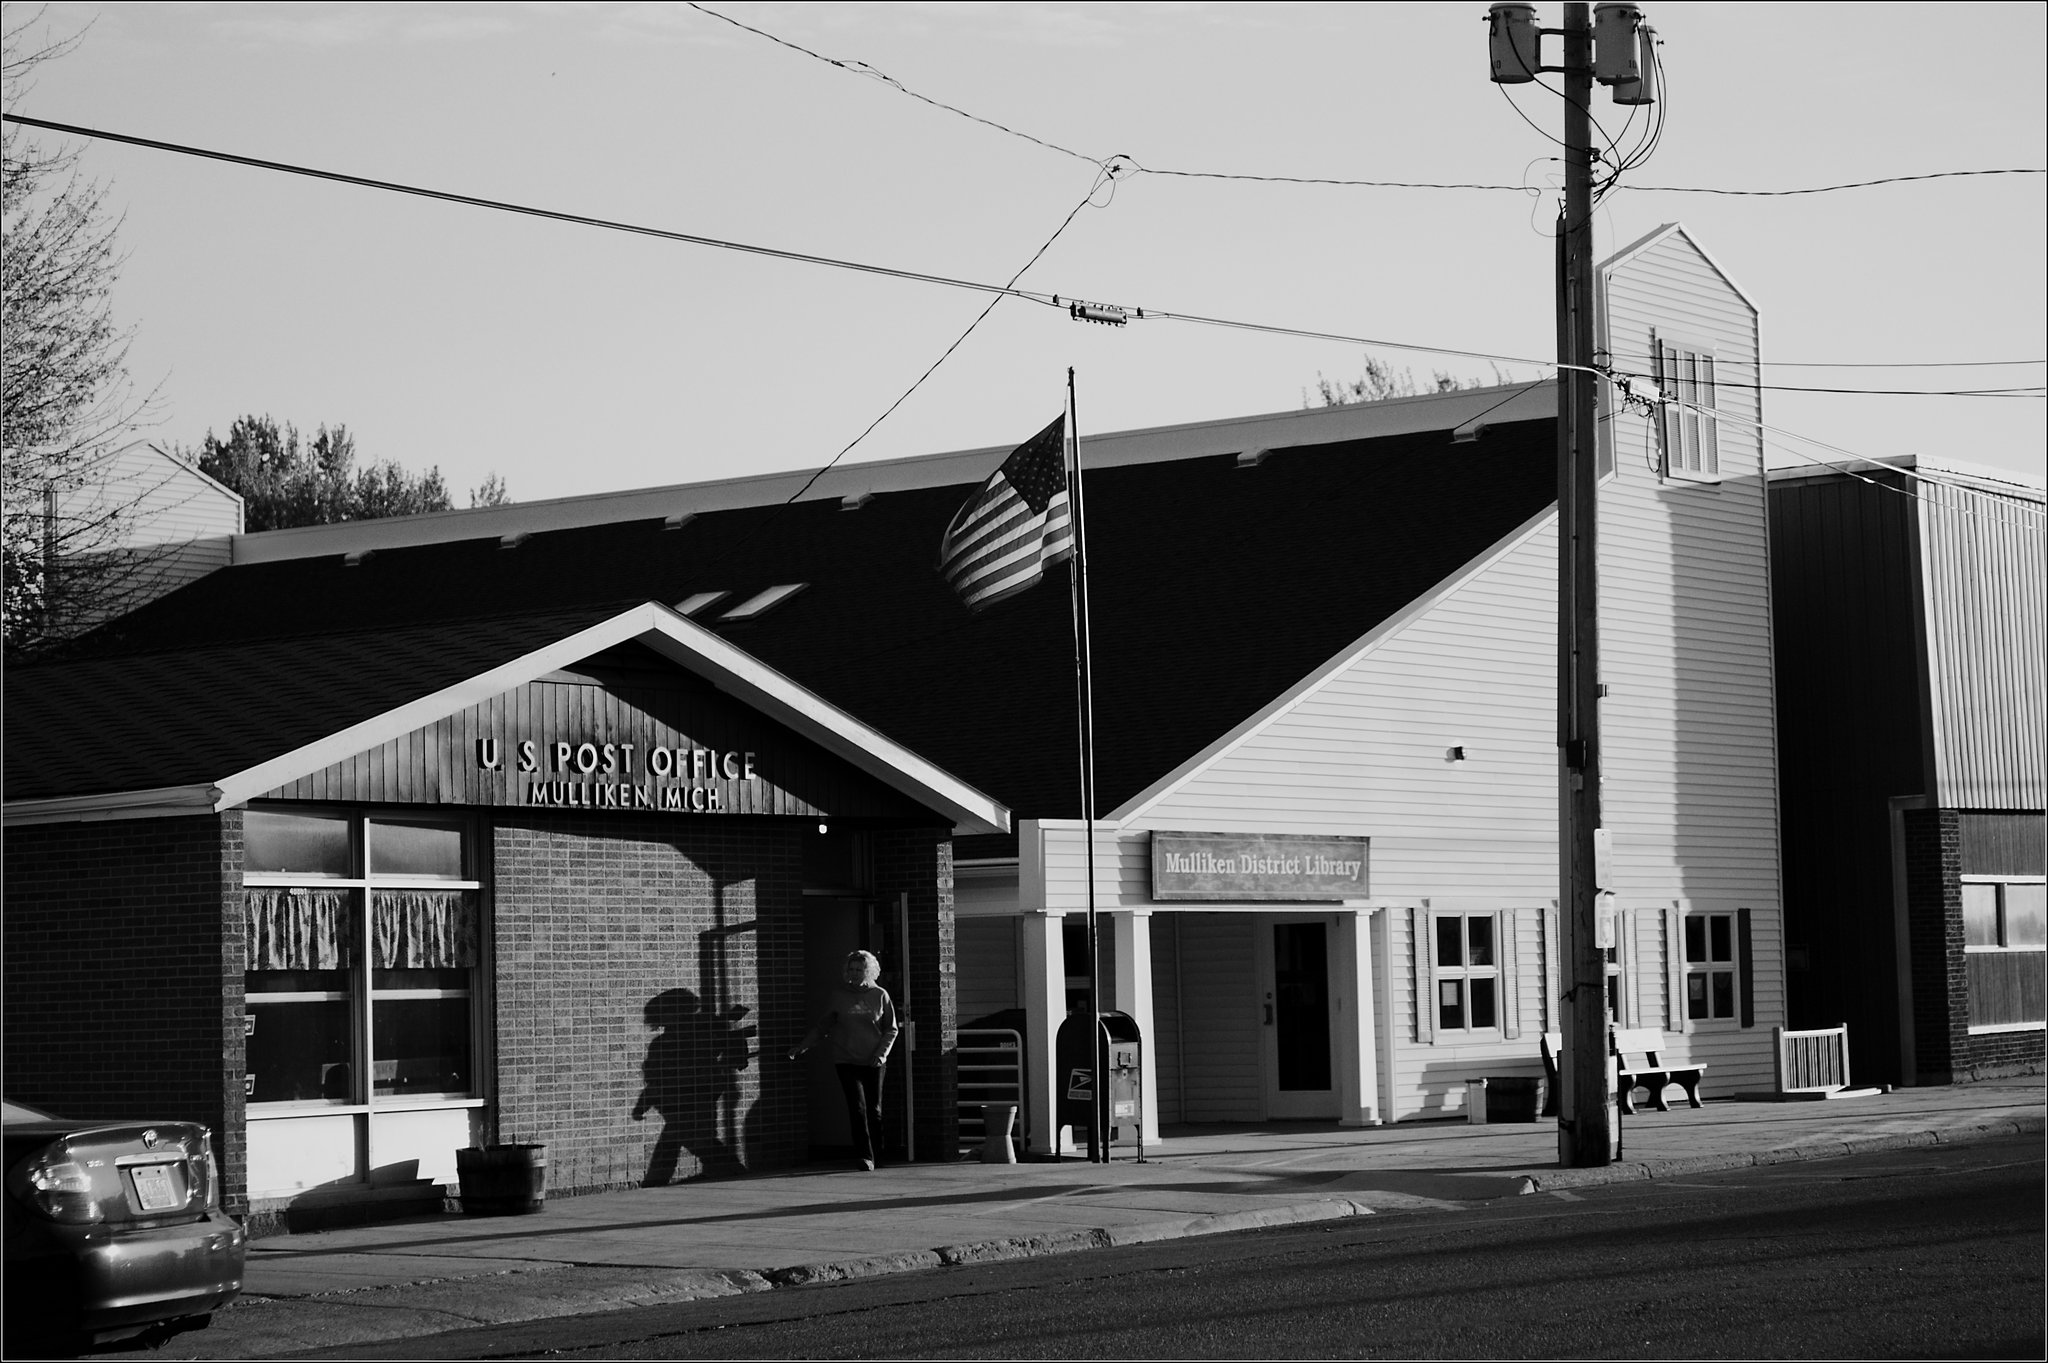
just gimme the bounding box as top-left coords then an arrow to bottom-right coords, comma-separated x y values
3,1100 -> 244,1354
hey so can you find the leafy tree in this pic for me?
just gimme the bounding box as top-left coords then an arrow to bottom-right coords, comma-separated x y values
189,415 -> 509,530
3,8 -> 165,656
1306,356 -> 1511,408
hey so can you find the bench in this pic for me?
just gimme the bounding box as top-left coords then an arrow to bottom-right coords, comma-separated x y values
1610,1027 -> 1705,1114
1541,1029 -> 1706,1115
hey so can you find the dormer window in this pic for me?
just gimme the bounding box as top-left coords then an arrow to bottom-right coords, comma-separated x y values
1655,335 -> 1720,480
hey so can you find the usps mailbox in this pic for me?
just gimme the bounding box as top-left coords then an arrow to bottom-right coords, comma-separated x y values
1055,1010 -> 1143,1160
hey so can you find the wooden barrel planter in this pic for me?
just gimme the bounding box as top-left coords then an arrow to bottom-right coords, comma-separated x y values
456,1144 -> 548,1215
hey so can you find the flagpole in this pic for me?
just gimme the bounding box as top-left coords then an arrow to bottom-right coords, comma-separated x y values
1063,365 -> 1105,1163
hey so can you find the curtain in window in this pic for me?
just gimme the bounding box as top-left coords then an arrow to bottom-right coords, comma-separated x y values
371,890 -> 480,969
246,888 -> 355,970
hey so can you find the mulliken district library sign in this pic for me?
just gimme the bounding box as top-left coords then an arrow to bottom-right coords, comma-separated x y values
1150,831 -> 1370,902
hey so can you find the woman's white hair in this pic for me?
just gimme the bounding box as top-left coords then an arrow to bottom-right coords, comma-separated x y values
845,950 -> 881,985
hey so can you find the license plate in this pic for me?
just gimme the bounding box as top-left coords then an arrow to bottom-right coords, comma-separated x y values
130,1162 -> 182,1211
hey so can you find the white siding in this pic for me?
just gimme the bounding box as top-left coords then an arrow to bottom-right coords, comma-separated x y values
1012,227 -> 1785,1121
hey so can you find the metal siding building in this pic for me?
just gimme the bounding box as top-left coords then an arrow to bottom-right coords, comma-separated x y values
1770,458 -> 2045,1086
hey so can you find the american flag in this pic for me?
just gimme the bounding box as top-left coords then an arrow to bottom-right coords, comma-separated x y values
937,414 -> 1074,611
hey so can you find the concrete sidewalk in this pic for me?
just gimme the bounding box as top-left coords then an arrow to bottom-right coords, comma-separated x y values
143,1078 -> 2044,1359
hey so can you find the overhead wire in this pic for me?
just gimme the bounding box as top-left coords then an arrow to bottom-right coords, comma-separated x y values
1604,366 -> 2045,397
0,112 -> 1076,312
1628,390 -> 2046,531
11,113 -> 2037,398
682,4 -> 2043,198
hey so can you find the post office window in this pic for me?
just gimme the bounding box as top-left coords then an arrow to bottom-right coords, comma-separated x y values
244,809 -> 483,1110
246,809 -> 353,878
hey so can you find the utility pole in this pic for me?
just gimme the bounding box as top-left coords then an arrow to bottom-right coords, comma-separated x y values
1490,1 -> 1657,1166
1555,0 -> 1611,1169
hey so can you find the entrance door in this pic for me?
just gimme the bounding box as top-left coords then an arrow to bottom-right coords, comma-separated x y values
799,898 -> 863,1151
1259,918 -> 1338,1119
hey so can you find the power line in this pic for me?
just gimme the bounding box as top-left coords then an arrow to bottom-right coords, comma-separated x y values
1606,366 -> 2045,397
8,115 -> 2040,409
1641,393 -> 2046,532
1750,359 -> 2045,370
683,2 -> 1106,171
0,112 -> 1071,311
682,4 -> 2043,198
1625,168 -> 2045,195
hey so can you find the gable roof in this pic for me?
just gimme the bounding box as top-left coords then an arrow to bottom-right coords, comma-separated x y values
7,388 -> 1561,851
1602,222 -> 1759,317
4,603 -> 1010,837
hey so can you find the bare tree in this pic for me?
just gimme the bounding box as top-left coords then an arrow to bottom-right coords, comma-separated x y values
1306,356 -> 1512,408
3,6 -> 171,656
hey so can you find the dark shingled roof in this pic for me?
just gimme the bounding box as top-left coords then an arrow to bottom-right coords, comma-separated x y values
7,416 -> 1557,842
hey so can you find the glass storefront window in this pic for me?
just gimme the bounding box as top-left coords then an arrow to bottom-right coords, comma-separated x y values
246,810 -> 353,877
247,998 -> 352,1103
367,820 -> 466,879
244,811 -> 483,1117
371,998 -> 473,1096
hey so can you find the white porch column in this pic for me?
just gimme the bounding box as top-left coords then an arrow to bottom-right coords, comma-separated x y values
1335,907 -> 1381,1127
1111,909 -> 1160,1142
1019,909 -> 1066,1156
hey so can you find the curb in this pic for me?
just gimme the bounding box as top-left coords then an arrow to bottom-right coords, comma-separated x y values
765,1198 -> 1371,1285
1521,1115 -> 2041,1192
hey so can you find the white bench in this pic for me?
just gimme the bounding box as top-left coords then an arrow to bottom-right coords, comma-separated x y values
1611,1027 -> 1705,1114
1541,1029 -> 1706,1115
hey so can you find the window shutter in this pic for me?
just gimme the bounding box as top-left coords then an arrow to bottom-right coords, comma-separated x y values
1543,906 -> 1560,1031
1411,906 -> 1432,1044
1667,903 -> 1687,1033
1738,907 -> 1755,1028
1500,910 -> 1521,1040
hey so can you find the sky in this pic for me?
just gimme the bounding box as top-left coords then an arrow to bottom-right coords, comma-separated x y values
6,1 -> 2044,506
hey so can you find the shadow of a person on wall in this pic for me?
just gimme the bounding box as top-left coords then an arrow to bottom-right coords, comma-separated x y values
632,987 -> 756,1185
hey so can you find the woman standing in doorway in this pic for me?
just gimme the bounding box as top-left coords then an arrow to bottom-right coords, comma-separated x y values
790,950 -> 899,1170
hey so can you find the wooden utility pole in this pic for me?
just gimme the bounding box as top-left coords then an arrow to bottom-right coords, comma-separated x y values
1555,0 -> 1615,1167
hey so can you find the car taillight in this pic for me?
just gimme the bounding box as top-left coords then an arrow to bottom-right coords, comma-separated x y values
194,1131 -> 220,1209
23,1148 -> 103,1223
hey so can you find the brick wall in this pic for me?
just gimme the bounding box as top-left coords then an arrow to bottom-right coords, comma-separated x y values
2,813 -> 248,1212
1905,807 -> 2046,1082
1904,808 -> 1961,1082
875,828 -> 958,1160
490,815 -> 810,1194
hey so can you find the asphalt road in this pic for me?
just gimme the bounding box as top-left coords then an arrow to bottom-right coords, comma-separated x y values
293,1132 -> 2043,1360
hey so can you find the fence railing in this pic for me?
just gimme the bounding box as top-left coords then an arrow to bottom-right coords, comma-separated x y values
957,1028 -> 1025,1157
1773,1023 -> 1851,1094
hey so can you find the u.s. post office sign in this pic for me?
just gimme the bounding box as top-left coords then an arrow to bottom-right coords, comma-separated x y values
1150,831 -> 1370,902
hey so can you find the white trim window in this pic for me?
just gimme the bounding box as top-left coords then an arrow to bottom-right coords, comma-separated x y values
1963,877 -> 2045,1032
1655,334 -> 1720,479
1683,911 -> 1738,1023
244,808 -> 486,1109
1431,913 -> 1501,1036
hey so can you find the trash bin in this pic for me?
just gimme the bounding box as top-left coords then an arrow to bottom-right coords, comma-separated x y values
1054,1010 -> 1142,1158
979,1103 -> 1018,1164
1485,1077 -> 1542,1123
456,1144 -> 547,1215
